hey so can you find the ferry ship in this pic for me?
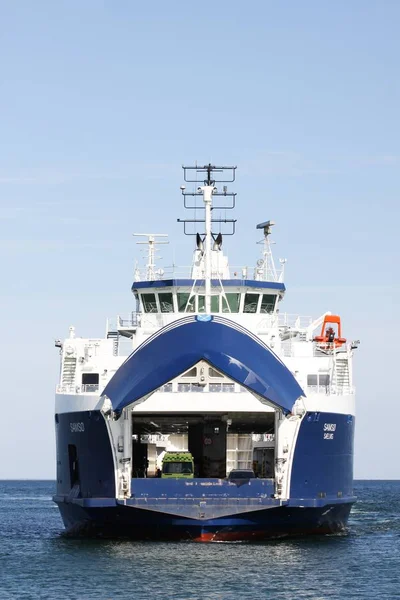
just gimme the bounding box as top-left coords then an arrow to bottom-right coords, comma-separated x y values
53,164 -> 357,541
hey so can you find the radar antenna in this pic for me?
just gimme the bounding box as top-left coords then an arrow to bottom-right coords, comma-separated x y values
256,220 -> 279,282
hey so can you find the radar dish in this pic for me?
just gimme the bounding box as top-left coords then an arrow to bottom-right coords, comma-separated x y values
256,220 -> 275,230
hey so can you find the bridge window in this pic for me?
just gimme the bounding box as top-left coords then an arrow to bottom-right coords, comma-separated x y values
198,295 -> 220,313
243,293 -> 259,313
142,293 -> 158,313
211,296 -> 219,312
177,293 -> 195,312
222,293 -> 240,313
159,292 -> 174,313
260,294 -> 276,313
198,295 -> 205,312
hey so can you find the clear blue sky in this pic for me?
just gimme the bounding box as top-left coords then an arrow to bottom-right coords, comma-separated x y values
0,1 -> 399,478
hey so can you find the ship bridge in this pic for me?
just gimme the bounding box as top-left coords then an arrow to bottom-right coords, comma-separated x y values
132,278 -> 285,316
128,206 -> 286,324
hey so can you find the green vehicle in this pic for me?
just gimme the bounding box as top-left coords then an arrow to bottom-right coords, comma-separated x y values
161,451 -> 194,478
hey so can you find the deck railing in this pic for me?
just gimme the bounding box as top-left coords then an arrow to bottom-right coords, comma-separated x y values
111,311 -> 313,332
56,382 -> 355,397
117,314 -> 141,328
306,385 -> 355,396
278,314 -> 313,328
56,384 -> 100,394
133,265 -> 284,283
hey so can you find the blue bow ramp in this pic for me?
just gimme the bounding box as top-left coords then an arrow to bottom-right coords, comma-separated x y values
103,315 -> 304,415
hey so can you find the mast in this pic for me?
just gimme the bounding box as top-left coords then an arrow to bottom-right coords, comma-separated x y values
202,184 -> 213,312
178,164 -> 237,313
256,221 -> 277,281
133,233 -> 169,281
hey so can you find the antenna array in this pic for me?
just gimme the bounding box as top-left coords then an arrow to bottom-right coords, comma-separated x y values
177,164 -> 237,236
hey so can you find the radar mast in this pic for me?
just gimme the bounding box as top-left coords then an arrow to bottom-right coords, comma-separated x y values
255,221 -> 286,283
133,233 -> 169,281
178,164 -> 237,313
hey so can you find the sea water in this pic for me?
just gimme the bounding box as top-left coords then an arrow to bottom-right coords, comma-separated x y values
0,480 -> 399,599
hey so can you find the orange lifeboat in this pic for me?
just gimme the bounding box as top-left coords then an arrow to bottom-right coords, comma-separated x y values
313,315 -> 346,348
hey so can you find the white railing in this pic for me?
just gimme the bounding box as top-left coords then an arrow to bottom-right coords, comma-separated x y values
278,314 -> 313,328
252,433 -> 275,442
56,384 -> 100,394
306,385 -> 355,396
257,315 -> 278,331
158,383 -> 173,392
281,336 -> 343,357
110,311 -> 313,335
133,264 -> 284,283
117,314 -> 141,328
104,315 -> 139,331
209,383 -> 235,393
177,383 -> 205,393
140,434 -> 169,443
158,383 -> 239,393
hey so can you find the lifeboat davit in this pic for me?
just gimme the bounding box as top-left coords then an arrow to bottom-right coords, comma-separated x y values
313,315 -> 346,349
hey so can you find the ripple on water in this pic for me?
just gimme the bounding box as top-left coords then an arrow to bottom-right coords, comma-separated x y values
0,480 -> 399,599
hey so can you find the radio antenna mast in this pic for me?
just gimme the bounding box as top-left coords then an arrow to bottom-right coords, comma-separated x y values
178,164 -> 237,313
133,233 -> 169,281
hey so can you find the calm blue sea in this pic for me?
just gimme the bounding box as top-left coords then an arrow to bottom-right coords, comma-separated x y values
0,480 -> 399,599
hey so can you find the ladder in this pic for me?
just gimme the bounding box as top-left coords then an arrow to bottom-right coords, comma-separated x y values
107,330 -> 119,356
334,358 -> 350,391
62,356 -> 76,386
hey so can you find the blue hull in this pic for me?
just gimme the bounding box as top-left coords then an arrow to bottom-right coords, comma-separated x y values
54,498 -> 354,541
54,409 -> 356,541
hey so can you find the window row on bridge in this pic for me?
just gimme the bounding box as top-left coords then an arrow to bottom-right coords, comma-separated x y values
139,291 -> 278,314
